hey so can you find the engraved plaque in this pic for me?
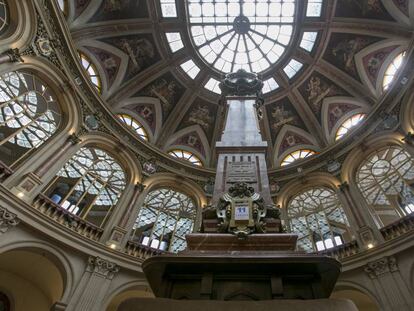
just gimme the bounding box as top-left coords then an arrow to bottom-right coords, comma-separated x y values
227,161 -> 257,183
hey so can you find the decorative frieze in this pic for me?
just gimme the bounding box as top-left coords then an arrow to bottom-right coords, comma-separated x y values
0,206 -> 20,234
87,256 -> 119,280
364,256 -> 398,279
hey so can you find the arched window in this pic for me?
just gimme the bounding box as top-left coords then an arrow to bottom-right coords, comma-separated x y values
45,147 -> 126,227
0,71 -> 61,166
131,188 -> 197,253
281,149 -> 316,167
335,113 -> 365,141
357,146 -> 414,227
383,52 -> 405,91
168,149 -> 203,166
78,52 -> 102,93
287,187 -> 351,252
0,0 -> 9,35
117,114 -> 148,141
57,0 -> 68,15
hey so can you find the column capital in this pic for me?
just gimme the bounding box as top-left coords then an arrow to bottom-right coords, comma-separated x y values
0,205 -> 20,235
135,182 -> 146,193
364,256 -> 398,279
87,256 -> 119,279
402,132 -> 414,146
68,133 -> 82,145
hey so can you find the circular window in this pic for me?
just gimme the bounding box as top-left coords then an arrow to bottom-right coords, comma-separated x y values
187,0 -> 296,74
371,159 -> 391,177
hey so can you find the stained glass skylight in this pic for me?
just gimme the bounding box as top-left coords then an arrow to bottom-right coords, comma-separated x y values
160,0 -> 177,18
0,0 -> 9,35
204,77 -> 222,94
283,59 -> 303,78
306,0 -> 323,17
335,113 -> 365,141
187,0 -> 296,74
300,32 -> 318,52
281,149 -> 315,166
262,77 -> 279,94
180,59 -> 201,79
166,32 -> 184,52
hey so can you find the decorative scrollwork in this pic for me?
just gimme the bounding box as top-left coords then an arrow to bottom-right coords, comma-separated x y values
0,206 -> 20,234
219,69 -> 264,97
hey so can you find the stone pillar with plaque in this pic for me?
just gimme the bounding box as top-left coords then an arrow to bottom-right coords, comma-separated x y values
131,70 -> 356,311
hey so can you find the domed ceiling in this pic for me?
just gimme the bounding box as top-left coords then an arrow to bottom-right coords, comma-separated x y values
61,0 -> 413,169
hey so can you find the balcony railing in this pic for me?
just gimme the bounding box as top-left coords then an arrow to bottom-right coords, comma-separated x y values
33,194 -> 103,241
380,213 -> 414,241
317,240 -> 359,260
124,240 -> 165,260
0,160 -> 13,182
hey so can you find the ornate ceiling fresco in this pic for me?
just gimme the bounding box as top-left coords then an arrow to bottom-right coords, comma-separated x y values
59,0 -> 413,170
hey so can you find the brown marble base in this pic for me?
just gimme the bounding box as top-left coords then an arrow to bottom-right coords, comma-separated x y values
118,298 -> 358,311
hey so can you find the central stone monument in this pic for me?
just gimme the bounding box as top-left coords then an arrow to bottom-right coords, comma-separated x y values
119,70 -> 357,311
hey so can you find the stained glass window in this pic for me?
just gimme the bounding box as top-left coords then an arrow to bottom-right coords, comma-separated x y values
335,113 -> 365,141
281,149 -> 316,166
383,52 -> 405,91
166,32 -> 184,52
357,146 -> 414,227
131,188 -> 197,253
0,71 -> 61,166
169,149 -> 203,166
57,0 -> 67,14
78,52 -> 102,93
187,0 -> 295,74
180,59 -> 201,79
46,147 -> 126,227
0,0 -> 9,35
287,187 -> 351,252
118,114 -> 148,141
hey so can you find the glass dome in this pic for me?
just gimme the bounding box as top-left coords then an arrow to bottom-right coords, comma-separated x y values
187,0 -> 296,74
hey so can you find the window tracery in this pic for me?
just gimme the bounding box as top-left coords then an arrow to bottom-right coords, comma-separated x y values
357,146 -> 414,227
0,71 -> 61,166
281,149 -> 316,167
168,149 -> 203,166
46,147 -> 126,227
117,114 -> 148,141
78,52 -> 102,93
0,0 -> 9,35
383,52 -> 405,91
335,113 -> 365,141
131,188 -> 197,253
187,0 -> 296,74
287,187 -> 351,252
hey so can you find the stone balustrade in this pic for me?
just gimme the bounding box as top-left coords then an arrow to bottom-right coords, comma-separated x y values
0,160 -> 13,182
318,240 -> 359,260
124,240 -> 164,260
380,213 -> 414,241
34,194 -> 103,241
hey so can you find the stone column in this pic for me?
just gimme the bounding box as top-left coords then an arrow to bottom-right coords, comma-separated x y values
34,133 -> 81,178
364,256 -> 414,311
65,256 -> 119,311
105,183 -> 146,249
338,182 -> 384,248
0,48 -> 24,64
